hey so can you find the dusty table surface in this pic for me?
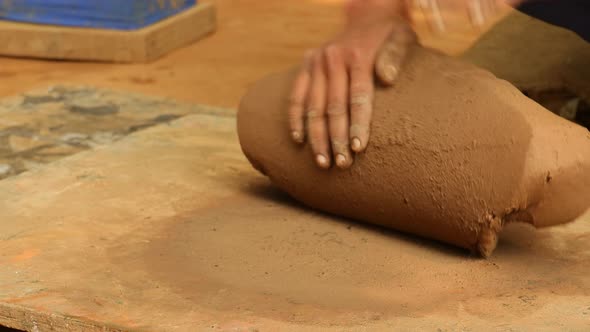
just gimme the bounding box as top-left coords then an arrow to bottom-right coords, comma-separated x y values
0,102 -> 588,331
0,86 -> 232,180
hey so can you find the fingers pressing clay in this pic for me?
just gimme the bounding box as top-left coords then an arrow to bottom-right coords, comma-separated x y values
375,23 -> 417,86
288,50 -> 313,144
306,52 -> 331,169
324,46 -> 353,169
349,54 -> 374,153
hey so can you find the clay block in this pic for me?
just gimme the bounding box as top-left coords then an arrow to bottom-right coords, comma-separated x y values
237,46 -> 590,257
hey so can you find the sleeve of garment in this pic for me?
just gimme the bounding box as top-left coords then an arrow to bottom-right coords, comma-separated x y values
517,0 -> 590,42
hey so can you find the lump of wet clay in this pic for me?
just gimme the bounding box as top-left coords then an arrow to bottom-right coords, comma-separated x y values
237,45 -> 590,257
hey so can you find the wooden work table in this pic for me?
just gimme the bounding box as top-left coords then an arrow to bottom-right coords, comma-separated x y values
1,1 -> 588,331
0,92 -> 588,331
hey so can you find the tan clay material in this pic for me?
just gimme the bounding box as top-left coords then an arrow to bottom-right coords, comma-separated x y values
237,45 -> 590,257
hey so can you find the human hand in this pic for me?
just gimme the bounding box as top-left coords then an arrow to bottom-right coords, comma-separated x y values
288,0 -> 417,169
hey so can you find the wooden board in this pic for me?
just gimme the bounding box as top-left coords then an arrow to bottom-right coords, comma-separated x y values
0,0 -> 197,30
0,3 -> 216,63
0,90 -> 588,331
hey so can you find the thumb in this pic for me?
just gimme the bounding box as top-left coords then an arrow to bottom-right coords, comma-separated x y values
375,21 -> 417,86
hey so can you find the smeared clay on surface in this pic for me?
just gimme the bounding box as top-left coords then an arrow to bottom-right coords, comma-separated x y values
237,45 -> 590,257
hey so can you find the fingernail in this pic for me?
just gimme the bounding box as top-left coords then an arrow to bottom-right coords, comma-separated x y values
335,154 -> 347,168
351,138 -> 362,152
316,154 -> 329,168
291,131 -> 302,142
384,65 -> 398,82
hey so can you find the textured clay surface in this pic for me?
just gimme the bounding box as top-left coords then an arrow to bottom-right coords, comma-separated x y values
238,45 -> 590,257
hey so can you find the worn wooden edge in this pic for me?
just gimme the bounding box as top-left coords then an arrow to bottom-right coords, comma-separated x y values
0,3 -> 216,63
141,2 -> 217,62
0,0 -> 198,31
0,302 -> 140,332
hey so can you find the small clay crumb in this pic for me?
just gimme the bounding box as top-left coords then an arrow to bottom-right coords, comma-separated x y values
546,172 -> 553,183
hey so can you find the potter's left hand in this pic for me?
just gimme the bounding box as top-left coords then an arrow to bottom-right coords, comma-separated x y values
288,0 -> 416,170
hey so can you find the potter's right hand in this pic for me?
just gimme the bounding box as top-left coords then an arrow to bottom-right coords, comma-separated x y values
288,0 -> 416,169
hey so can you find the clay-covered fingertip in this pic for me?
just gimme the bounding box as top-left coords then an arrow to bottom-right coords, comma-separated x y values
378,65 -> 399,86
315,154 -> 331,169
291,131 -> 304,143
351,137 -> 363,153
335,154 -> 351,169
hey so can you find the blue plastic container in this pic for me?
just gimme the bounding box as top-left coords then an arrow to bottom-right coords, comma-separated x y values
0,0 -> 197,30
